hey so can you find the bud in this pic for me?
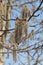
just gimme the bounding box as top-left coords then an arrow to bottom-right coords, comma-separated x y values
41,20 -> 43,27
0,0 -> 2,2
41,20 -> 43,23
42,0 -> 43,2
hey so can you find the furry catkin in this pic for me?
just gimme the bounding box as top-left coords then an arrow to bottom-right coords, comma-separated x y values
15,18 -> 22,44
15,18 -> 28,44
22,6 -> 31,18
23,20 -> 28,38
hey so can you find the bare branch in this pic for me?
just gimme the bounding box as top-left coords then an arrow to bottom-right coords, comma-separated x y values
28,1 -> 42,21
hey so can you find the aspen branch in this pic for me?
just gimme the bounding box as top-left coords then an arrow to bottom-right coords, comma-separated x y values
28,1 -> 43,21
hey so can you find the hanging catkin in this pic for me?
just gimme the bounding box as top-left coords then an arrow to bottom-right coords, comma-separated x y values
22,18 -> 28,38
13,44 -> 17,62
15,18 -> 22,44
22,6 -> 31,18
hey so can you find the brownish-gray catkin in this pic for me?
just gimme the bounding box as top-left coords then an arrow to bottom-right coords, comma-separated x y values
24,24 -> 28,37
13,46 -> 16,62
13,44 -> 17,62
15,18 -> 28,44
21,6 -> 29,38
24,20 -> 28,37
22,6 -> 31,18
15,18 -> 22,44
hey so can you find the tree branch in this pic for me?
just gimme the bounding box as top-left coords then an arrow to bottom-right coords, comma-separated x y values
28,1 -> 42,21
